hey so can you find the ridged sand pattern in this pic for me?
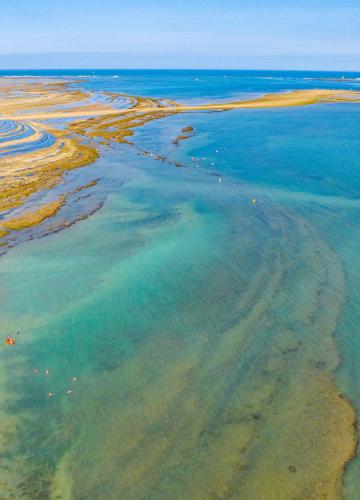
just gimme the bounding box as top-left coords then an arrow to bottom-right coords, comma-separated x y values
0,78 -> 102,245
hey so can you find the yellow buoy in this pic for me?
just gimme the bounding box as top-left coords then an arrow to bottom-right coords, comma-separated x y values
251,197 -> 257,204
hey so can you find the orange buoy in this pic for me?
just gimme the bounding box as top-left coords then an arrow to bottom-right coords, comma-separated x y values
5,337 -> 15,345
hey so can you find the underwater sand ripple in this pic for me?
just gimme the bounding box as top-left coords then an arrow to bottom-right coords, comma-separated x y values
33,200 -> 356,499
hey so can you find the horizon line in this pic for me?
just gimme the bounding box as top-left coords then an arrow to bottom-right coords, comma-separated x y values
0,68 -> 360,73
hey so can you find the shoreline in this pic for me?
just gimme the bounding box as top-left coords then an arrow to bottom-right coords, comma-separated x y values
1,83 -> 360,247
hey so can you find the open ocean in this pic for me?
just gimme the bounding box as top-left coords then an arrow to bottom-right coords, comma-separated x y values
1,70 -> 360,498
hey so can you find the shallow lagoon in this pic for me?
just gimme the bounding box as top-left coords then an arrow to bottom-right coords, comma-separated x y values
1,72 -> 360,498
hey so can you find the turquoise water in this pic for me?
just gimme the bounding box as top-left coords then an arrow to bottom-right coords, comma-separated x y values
1,71 -> 360,498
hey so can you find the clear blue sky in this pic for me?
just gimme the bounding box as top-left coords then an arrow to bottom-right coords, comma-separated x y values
0,0 -> 359,70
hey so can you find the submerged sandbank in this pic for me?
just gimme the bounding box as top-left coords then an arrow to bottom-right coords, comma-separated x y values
0,77 -> 359,498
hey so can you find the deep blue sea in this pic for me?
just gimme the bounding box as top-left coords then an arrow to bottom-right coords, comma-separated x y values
1,70 -> 360,498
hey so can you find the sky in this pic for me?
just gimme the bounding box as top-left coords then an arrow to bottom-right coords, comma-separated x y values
0,0 -> 359,70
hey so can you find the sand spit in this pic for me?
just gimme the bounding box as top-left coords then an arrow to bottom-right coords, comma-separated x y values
1,197 -> 65,231
1,88 -> 359,121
